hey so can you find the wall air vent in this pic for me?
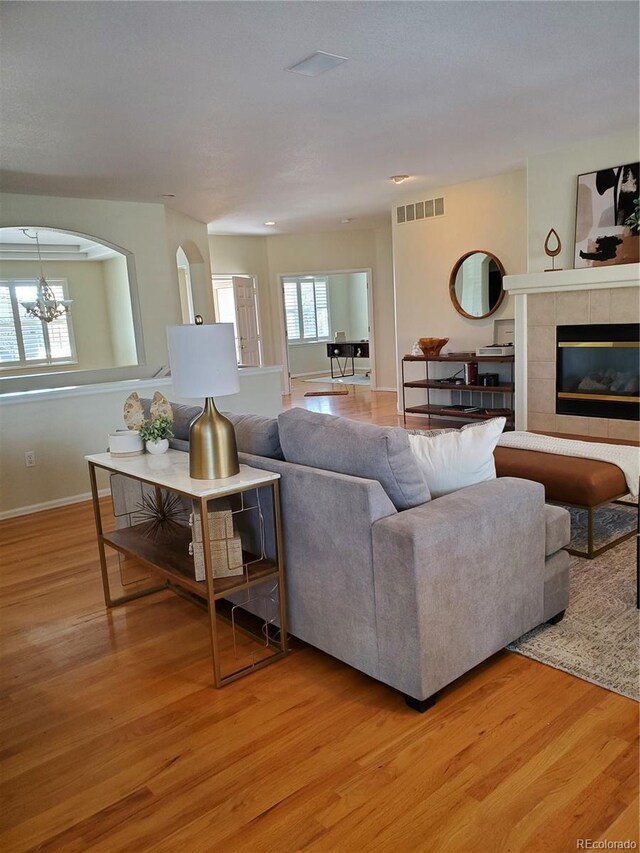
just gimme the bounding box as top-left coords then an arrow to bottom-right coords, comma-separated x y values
396,196 -> 445,225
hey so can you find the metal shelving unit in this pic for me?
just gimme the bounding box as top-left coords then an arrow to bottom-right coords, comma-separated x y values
401,352 -> 515,428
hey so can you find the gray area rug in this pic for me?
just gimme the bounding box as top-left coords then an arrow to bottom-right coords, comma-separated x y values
508,504 -> 639,701
304,374 -> 370,386
568,502 -> 637,553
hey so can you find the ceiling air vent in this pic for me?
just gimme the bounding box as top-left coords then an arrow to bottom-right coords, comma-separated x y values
396,196 -> 445,225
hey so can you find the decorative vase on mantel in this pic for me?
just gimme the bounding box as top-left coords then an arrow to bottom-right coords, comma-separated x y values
145,438 -> 169,455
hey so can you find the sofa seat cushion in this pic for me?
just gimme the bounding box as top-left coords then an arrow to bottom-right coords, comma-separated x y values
544,504 -> 571,556
277,408 -> 430,511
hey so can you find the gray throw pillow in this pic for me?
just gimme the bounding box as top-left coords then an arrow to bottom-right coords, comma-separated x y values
277,408 -> 430,510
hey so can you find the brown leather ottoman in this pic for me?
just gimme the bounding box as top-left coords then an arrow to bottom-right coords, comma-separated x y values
494,437 -> 636,559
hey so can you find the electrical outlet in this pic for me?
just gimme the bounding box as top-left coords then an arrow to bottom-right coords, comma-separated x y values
24,451 -> 36,468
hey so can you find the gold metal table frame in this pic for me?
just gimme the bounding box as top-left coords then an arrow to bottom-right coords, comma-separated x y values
87,455 -> 288,688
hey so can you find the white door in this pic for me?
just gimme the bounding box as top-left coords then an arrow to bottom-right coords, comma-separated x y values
233,275 -> 262,366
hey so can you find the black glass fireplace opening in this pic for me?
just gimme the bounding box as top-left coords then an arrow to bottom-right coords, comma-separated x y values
556,323 -> 639,421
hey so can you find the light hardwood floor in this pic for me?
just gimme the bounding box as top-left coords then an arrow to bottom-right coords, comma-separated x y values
1,382 -> 638,852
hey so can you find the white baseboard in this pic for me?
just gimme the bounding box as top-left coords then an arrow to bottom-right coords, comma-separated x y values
0,488 -> 111,520
290,370 -> 329,378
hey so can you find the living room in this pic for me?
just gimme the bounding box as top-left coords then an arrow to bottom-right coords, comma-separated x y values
1,2 -> 638,851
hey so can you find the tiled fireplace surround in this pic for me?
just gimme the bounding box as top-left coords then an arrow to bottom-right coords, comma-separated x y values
504,264 -> 640,442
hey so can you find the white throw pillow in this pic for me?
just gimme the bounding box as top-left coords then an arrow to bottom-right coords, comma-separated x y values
407,417 -> 506,498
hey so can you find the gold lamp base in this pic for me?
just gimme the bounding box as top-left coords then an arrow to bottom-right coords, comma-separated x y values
189,398 -> 240,480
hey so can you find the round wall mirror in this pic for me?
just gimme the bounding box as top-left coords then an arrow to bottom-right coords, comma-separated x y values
449,250 -> 505,320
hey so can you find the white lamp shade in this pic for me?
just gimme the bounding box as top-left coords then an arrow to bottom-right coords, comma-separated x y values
167,323 -> 240,398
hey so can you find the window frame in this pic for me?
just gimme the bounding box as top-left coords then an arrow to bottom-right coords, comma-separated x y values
0,278 -> 77,369
282,276 -> 331,345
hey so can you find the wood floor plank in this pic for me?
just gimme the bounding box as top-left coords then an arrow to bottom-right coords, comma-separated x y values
1,384 -> 637,851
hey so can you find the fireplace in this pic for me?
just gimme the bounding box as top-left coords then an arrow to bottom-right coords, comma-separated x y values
556,323 -> 639,421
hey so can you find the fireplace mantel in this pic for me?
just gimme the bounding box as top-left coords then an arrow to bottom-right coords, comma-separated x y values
502,263 -> 639,434
504,263 -> 639,296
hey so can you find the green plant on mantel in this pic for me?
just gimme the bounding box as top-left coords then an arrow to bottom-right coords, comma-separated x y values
624,197 -> 639,233
138,415 -> 174,442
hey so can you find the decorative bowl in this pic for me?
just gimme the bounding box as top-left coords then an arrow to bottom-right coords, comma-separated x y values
418,337 -> 449,357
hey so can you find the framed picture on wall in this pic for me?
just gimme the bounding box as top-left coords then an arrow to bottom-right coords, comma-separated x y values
574,162 -> 639,269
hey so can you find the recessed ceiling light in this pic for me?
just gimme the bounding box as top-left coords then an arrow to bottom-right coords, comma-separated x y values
390,175 -> 410,184
341,218 -> 352,223
286,51 -> 348,77
264,221 -> 276,226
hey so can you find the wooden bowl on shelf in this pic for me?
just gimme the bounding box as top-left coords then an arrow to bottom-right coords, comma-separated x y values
418,337 -> 449,357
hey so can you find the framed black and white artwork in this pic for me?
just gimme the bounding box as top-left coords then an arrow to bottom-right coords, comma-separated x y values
574,162 -> 639,269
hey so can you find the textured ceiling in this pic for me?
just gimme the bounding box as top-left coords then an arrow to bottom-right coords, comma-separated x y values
1,1 -> 638,235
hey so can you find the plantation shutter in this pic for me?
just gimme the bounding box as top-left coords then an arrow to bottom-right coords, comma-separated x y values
282,277 -> 330,343
283,281 -> 300,341
45,283 -> 73,359
314,280 -> 329,339
15,284 -> 47,361
0,285 -> 20,363
0,280 -> 74,365
300,281 -> 317,339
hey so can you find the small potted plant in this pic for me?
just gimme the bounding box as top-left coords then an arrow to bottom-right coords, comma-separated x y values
138,415 -> 174,455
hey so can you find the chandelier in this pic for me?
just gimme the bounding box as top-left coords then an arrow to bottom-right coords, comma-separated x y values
19,230 -> 73,323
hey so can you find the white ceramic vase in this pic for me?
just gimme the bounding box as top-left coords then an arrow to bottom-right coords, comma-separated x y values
145,438 -> 169,455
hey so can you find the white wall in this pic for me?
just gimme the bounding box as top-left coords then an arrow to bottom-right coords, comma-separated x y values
393,169 -> 527,404
527,129 -> 639,273
328,274 -> 351,338
265,231 -> 377,378
0,193 -> 209,392
164,208 -> 213,322
103,255 -> 137,366
0,193 -> 219,515
287,344 -> 326,376
0,368 -> 283,516
286,272 -> 371,376
373,226 -> 396,390
209,228 -> 394,387
209,235 -> 273,359
348,272 -> 369,341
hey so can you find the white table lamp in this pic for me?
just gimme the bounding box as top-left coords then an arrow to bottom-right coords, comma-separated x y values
167,318 -> 240,479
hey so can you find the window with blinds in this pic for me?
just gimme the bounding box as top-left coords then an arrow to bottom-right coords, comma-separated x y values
0,280 -> 76,367
282,277 -> 330,343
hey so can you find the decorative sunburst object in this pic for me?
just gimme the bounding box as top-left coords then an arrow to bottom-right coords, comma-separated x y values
123,392 -> 145,430
135,490 -> 189,538
150,391 -> 173,421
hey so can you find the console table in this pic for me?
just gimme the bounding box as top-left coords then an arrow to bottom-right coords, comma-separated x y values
86,451 -> 288,687
326,341 -> 369,378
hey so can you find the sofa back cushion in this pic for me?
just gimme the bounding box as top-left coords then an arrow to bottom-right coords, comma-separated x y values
277,408 -> 430,510
224,412 -> 284,459
139,399 -> 283,459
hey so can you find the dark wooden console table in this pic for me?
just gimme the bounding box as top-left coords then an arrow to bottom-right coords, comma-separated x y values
326,341 -> 369,378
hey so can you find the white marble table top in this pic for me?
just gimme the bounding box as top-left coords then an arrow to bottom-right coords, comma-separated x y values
85,450 -> 279,498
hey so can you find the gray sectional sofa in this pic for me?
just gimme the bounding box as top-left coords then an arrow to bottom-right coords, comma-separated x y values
113,401 -> 571,711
